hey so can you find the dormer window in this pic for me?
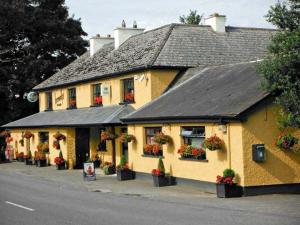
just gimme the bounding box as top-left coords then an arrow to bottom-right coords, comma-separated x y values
68,88 -> 76,109
45,92 -> 52,111
92,83 -> 102,106
123,78 -> 134,103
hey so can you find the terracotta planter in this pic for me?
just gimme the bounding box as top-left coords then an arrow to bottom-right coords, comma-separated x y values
216,183 -> 243,198
117,169 -> 135,181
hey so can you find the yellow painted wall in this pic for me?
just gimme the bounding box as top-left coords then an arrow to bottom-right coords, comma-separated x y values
128,122 -> 245,185
242,104 -> 300,186
10,128 -> 74,168
39,69 -> 178,112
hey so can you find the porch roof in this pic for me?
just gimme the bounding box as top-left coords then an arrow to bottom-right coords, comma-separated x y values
2,105 -> 134,128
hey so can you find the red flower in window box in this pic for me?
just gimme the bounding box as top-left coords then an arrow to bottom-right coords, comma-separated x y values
151,169 -> 162,176
124,92 -> 134,102
94,96 -> 102,104
69,99 -> 76,106
144,144 -> 153,154
152,144 -> 161,155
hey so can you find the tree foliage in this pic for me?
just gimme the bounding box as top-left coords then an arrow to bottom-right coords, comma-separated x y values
257,0 -> 300,128
0,0 -> 88,125
179,10 -> 203,25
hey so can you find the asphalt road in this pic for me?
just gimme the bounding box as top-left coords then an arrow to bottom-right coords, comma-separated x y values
0,169 -> 300,225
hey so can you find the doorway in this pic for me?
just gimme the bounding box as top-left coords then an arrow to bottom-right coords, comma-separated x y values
75,128 -> 90,169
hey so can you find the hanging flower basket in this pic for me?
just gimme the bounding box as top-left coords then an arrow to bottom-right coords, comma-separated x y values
153,132 -> 171,145
276,133 -> 298,150
0,130 -> 11,138
53,132 -> 66,141
23,131 -> 34,139
203,134 -> 224,150
19,139 -> 24,147
119,133 -> 135,143
101,131 -> 117,141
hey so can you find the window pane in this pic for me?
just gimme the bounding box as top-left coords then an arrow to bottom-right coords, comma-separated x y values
39,132 -> 49,143
191,138 -> 203,148
123,78 -> 134,102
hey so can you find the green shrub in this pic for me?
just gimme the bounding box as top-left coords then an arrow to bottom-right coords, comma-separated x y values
119,155 -> 127,167
157,157 -> 165,174
223,168 -> 235,178
59,150 -> 63,158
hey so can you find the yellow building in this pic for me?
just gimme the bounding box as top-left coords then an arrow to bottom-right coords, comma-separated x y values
3,15 -> 297,195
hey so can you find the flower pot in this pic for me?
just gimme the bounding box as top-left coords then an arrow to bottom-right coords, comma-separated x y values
117,169 -> 135,181
216,183 -> 243,198
152,174 -> 176,187
56,162 -> 65,170
104,166 -> 115,175
24,158 -> 32,165
37,159 -> 47,167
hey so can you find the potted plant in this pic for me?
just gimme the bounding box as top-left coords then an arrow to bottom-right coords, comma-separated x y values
103,162 -> 115,175
276,133 -> 298,150
203,134 -> 224,150
54,151 -> 65,170
23,130 -> 34,139
101,131 -> 117,141
178,144 -> 206,160
94,96 -> 102,105
116,155 -> 135,181
216,169 -> 243,198
93,154 -> 101,168
153,132 -> 170,145
120,133 -> 135,143
36,152 -> 47,167
16,152 -> 24,162
124,92 -> 134,102
24,151 -> 32,165
151,157 -> 176,187
53,132 -> 66,150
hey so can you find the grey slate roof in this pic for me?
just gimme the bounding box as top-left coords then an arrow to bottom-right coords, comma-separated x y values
34,24 -> 276,90
2,105 -> 134,128
122,62 -> 269,122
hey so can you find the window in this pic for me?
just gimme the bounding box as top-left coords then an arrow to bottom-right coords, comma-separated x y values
123,78 -> 134,103
181,127 -> 205,148
45,92 -> 52,110
68,88 -> 76,109
92,83 -> 102,106
39,132 -> 49,143
145,127 -> 162,144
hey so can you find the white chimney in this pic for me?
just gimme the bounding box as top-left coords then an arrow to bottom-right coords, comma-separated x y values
114,20 -> 145,49
89,34 -> 114,57
204,13 -> 226,32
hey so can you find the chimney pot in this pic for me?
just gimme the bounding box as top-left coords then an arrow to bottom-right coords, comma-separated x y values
133,20 -> 137,28
122,20 -> 126,28
96,34 -> 100,38
107,34 -> 111,38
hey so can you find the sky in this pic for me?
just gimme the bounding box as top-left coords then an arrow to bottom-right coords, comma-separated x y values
65,0 -> 278,39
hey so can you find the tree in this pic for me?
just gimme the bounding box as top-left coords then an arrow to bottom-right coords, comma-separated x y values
257,0 -> 300,128
0,0 -> 88,125
179,10 -> 203,25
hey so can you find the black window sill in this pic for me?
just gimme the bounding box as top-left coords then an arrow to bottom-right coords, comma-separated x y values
90,104 -> 103,107
44,109 -> 53,112
179,157 -> 208,162
67,106 -> 77,110
141,154 -> 164,159
119,101 -> 135,105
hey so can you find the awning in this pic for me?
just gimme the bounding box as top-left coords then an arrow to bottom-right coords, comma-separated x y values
2,105 -> 134,128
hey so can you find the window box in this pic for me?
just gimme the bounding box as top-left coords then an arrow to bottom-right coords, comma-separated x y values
179,157 -> 208,162
141,154 -> 164,158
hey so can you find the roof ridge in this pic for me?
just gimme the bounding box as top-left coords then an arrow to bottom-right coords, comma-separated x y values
150,24 -> 176,66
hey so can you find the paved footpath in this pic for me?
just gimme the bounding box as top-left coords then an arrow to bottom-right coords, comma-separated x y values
0,162 -> 300,225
